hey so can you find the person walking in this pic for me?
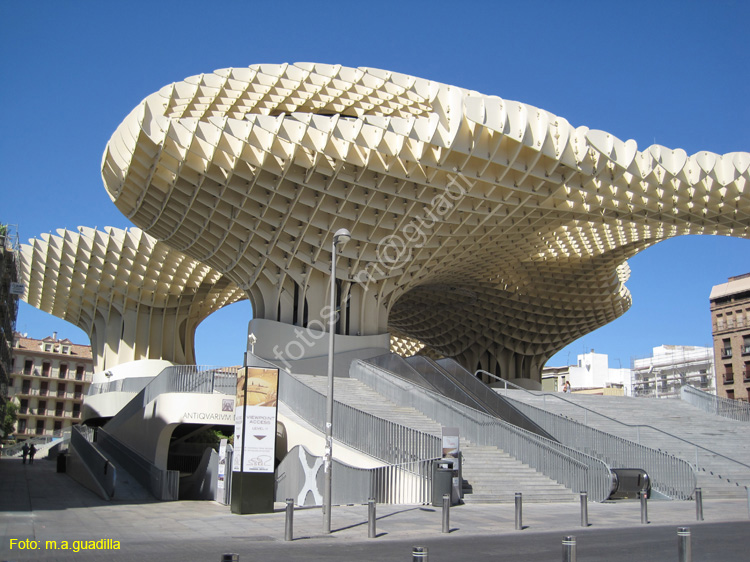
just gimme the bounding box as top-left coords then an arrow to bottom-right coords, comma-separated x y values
28,444 -> 37,464
21,442 -> 29,464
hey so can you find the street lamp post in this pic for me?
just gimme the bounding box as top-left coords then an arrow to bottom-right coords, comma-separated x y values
323,227 -> 351,534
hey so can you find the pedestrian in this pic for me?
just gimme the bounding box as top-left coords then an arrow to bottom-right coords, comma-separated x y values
563,381 -> 572,393
29,444 -> 37,464
21,442 -> 29,464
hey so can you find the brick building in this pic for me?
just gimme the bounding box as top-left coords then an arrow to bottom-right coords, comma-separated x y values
8,332 -> 93,440
710,274 -> 750,401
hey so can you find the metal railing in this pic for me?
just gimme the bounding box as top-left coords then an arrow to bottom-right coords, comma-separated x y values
276,444 -> 436,506
681,385 -> 750,422
353,360 -> 614,502
0,430 -> 70,457
487,376 -> 703,498
70,425 -> 116,498
279,367 -> 441,465
96,426 -> 179,500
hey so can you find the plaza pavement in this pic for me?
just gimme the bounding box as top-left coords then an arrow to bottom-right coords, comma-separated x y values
2,455 -> 750,561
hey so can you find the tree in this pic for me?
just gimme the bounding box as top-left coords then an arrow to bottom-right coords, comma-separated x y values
2,401 -> 18,439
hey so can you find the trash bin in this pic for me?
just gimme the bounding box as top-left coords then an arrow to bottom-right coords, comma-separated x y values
432,459 -> 455,506
56,453 -> 68,473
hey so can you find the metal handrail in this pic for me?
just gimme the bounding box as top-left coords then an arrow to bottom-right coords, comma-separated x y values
354,359 -> 614,501
483,372 -> 748,494
279,368 -> 441,465
681,384 -> 750,422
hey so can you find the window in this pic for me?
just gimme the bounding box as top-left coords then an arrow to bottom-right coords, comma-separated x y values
59,364 -> 68,379
42,362 -> 51,377
743,335 -> 750,355
726,389 -> 735,400
61,345 -> 70,354
74,384 -> 83,400
724,365 -> 734,384
722,339 -> 732,358
35,420 -> 45,435
56,384 -> 66,398
716,314 -> 724,330
21,380 -> 30,394
18,419 -> 27,433
38,400 -> 46,415
75,366 -> 85,380
23,360 -> 33,375
745,363 -> 750,382
72,404 -> 81,418
19,399 -> 28,414
53,421 -> 62,431
55,404 -> 63,417
40,381 -> 48,396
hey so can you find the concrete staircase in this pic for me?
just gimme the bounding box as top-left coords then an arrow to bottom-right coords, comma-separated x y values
291,374 -> 579,503
503,390 -> 750,498
459,439 -> 577,503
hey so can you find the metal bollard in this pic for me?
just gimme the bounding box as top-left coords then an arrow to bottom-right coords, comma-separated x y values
515,492 -> 523,530
580,491 -> 588,527
221,554 -> 239,562
285,498 -> 294,541
368,497 -> 376,538
412,545 -> 429,561
640,491 -> 648,524
677,527 -> 692,562
746,486 -> 750,519
695,488 -> 703,521
442,493 -> 450,533
562,535 -> 576,562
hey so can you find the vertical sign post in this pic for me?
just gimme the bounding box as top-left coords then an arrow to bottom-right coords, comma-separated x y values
231,366 -> 279,514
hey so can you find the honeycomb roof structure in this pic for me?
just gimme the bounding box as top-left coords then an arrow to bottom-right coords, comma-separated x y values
101,63 -> 750,380
21,226 -> 245,371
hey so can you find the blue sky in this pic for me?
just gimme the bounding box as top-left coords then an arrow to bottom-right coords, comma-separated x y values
1,1 -> 748,369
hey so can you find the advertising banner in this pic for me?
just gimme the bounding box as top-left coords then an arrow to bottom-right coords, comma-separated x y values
233,367 -> 279,473
217,438 -> 228,493
442,427 -> 460,458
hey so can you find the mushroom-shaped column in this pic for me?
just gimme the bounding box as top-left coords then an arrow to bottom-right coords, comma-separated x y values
20,226 -> 246,371
101,63 -> 750,382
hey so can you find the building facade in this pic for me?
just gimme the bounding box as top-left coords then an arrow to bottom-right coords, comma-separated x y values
1,224 -> 20,429
710,274 -> 750,401
9,333 -> 93,441
632,345 -> 715,398
542,350 -> 631,395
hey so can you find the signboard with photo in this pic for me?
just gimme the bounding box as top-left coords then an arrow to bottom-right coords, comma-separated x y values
233,367 -> 279,473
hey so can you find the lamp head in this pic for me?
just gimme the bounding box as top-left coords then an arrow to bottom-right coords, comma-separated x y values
333,228 -> 351,247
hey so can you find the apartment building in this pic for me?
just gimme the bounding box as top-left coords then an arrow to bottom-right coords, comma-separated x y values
9,332 -> 93,440
710,273 -> 750,401
1,224 -> 20,421
632,345 -> 715,398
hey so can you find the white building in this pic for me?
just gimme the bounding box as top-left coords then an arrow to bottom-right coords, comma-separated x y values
542,350 -> 632,395
632,345 -> 715,398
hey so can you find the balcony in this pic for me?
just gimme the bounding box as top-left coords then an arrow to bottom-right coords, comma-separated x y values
743,345 -> 750,356
724,374 -> 735,385
721,348 -> 733,359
